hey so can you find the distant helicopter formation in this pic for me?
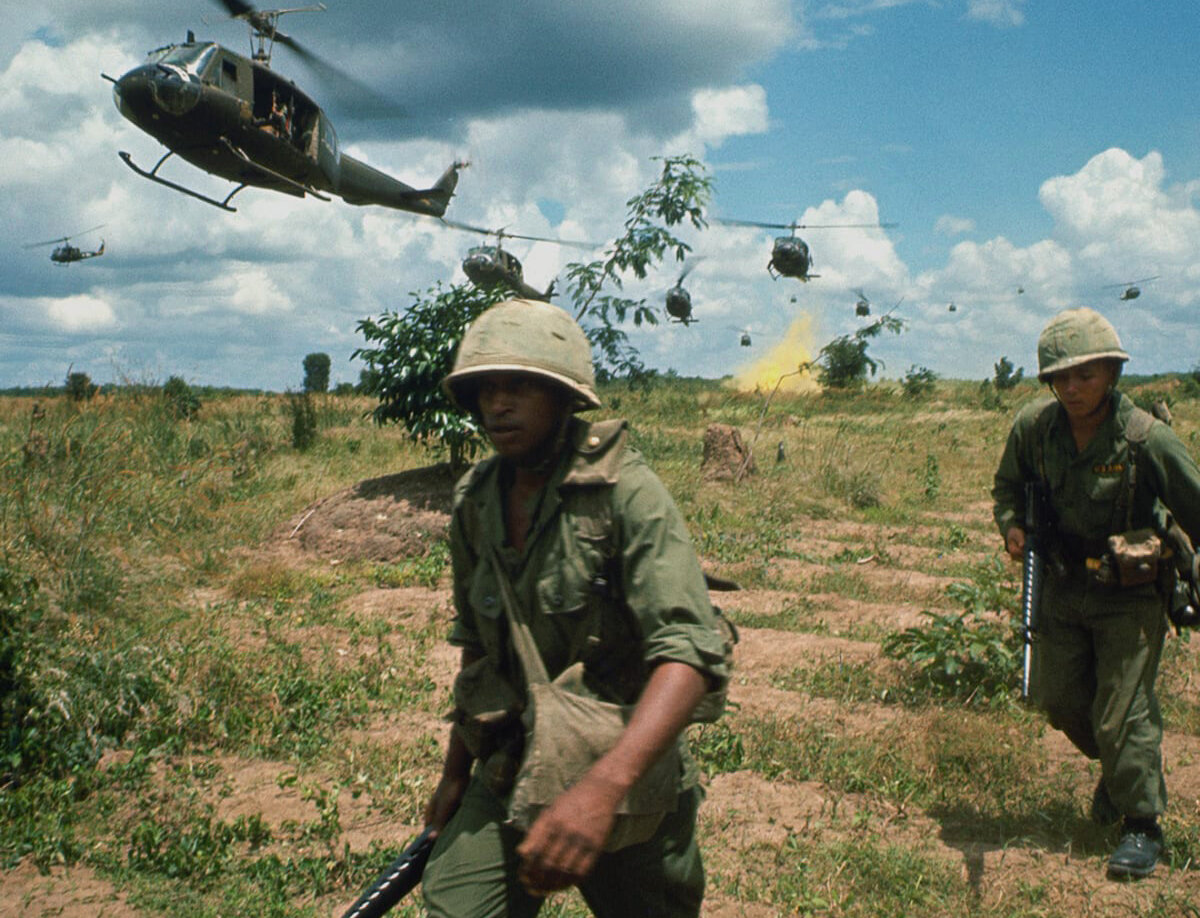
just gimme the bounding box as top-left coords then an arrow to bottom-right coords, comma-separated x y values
24,225 -> 107,265
102,1 -> 465,215
30,1 -> 1170,356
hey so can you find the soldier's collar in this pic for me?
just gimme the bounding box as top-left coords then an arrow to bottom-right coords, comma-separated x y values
561,418 -> 628,487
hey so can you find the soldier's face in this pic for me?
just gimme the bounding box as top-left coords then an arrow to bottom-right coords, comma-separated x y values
477,373 -> 570,465
1049,360 -> 1117,421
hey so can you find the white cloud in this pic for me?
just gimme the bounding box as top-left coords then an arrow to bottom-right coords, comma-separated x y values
934,215 -> 975,236
688,85 -> 770,148
43,294 -> 118,332
965,0 -> 1027,28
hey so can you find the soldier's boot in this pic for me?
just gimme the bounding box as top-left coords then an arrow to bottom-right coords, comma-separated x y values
1107,818 -> 1162,880
1090,778 -> 1120,826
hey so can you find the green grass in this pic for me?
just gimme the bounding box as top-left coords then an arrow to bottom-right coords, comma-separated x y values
2,378 -> 1199,915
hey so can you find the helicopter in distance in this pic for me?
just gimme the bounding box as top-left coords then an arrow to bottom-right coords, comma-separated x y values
853,288 -> 871,317
665,259 -> 704,325
1104,276 -> 1160,301
24,225 -> 107,265
716,218 -> 897,282
442,222 -> 597,302
727,326 -> 753,347
102,2 -> 465,215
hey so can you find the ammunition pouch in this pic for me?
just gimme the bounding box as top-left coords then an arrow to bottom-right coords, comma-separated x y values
1086,529 -> 1163,588
450,656 -> 525,796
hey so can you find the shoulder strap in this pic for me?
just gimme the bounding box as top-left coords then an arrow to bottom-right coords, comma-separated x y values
1033,400 -> 1057,483
1117,406 -> 1157,532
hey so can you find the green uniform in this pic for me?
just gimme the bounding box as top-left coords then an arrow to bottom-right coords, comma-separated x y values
423,417 -> 729,918
992,391 -> 1200,819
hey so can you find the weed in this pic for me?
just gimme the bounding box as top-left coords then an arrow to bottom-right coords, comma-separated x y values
922,452 -> 941,500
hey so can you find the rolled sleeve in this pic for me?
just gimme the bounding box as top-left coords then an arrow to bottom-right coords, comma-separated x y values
614,458 -> 729,688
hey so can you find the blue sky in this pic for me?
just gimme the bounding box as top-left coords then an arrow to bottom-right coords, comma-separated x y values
2,1 -> 1198,391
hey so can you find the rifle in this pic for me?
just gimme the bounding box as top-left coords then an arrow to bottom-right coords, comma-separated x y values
339,828 -> 435,918
1160,514 -> 1200,634
1020,481 -> 1053,700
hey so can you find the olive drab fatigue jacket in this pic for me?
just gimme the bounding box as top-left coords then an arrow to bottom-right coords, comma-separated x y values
993,392 -> 1200,557
448,417 -> 730,791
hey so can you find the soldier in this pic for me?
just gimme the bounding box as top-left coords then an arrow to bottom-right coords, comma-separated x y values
421,298 -> 730,917
993,307 -> 1200,879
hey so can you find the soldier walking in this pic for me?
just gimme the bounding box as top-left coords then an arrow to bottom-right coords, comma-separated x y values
993,307 -> 1200,879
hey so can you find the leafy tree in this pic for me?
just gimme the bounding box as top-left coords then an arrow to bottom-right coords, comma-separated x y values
814,315 -> 905,389
162,375 -> 201,420
564,154 -> 712,380
302,352 -> 331,394
901,365 -> 938,399
65,370 -> 97,402
993,356 -> 1024,390
354,284 -> 508,471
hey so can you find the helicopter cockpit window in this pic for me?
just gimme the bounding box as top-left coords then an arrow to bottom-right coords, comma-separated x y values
149,44 -> 217,79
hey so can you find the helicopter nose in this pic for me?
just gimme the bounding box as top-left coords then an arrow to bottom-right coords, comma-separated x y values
114,64 -> 200,119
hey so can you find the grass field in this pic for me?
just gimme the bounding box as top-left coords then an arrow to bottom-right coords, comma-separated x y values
2,374 -> 1199,917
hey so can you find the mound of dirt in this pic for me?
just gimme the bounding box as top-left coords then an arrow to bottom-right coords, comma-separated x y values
283,464 -> 457,562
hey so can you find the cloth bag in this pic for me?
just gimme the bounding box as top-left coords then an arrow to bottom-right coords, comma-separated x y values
489,550 -> 679,851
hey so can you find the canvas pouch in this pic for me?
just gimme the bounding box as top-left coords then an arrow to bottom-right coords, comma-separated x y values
1107,528 -> 1163,588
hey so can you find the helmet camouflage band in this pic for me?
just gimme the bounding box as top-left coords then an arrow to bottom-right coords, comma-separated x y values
442,298 -> 601,410
1036,307 -> 1129,382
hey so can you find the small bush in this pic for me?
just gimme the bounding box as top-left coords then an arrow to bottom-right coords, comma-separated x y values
901,365 -> 938,399
287,392 -> 318,451
163,376 -> 201,420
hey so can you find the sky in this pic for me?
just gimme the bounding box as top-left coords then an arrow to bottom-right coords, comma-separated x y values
2,0 -> 1198,391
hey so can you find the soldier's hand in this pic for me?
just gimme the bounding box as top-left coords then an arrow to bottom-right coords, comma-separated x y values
423,772 -> 470,836
1005,526 -> 1026,561
515,773 -> 621,896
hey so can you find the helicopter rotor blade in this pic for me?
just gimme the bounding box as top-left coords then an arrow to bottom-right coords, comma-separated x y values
1102,275 -> 1160,288
210,0 -> 405,118
441,220 -> 598,249
716,217 -> 898,231
23,224 -> 106,248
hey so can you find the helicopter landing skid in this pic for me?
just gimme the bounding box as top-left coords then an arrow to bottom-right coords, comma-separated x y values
220,139 -> 331,202
119,150 -> 245,212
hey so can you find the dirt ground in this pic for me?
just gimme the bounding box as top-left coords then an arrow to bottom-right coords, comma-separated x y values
6,467 -> 1200,917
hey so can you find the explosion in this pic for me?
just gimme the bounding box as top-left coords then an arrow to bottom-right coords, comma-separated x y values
730,313 -> 819,394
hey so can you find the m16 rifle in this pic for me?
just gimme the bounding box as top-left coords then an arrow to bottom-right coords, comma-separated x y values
339,828 -> 435,918
1021,481 -> 1054,700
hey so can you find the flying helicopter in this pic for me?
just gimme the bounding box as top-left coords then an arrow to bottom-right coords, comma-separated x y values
1104,276 -> 1160,301
727,326 -> 753,347
853,288 -> 871,317
442,222 -> 597,302
24,225 -> 107,265
103,2 -> 465,215
665,259 -> 704,325
716,218 -> 897,282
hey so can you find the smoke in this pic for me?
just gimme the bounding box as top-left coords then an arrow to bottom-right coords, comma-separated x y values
731,312 -> 818,393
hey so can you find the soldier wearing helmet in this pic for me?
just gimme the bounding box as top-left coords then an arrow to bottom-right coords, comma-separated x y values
421,299 -> 729,917
993,307 -> 1200,880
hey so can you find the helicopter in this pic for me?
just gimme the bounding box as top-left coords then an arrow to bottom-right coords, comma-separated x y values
665,259 -> 703,324
442,222 -> 596,302
103,2 -> 465,215
853,288 -> 871,317
24,225 -> 106,265
716,218 -> 897,282
727,326 -> 753,347
1104,276 -> 1160,301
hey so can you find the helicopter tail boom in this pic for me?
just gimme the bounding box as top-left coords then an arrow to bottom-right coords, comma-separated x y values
337,156 -> 466,217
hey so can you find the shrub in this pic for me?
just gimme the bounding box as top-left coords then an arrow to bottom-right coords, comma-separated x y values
901,365 -> 938,399
288,391 -> 318,451
162,375 -> 201,420
993,356 -> 1024,391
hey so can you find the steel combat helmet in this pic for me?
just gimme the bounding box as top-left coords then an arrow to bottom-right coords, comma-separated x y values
1036,307 -> 1129,382
442,298 -> 601,410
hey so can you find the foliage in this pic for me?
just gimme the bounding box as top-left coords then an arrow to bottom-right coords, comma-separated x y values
900,364 -> 938,398
563,154 -> 712,381
162,375 -> 201,420
882,559 -> 1021,703
65,370 -> 97,402
921,452 -> 941,501
354,283 -> 507,470
287,391 -> 319,451
814,315 -> 905,389
993,356 -> 1025,390
302,353 -> 331,394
